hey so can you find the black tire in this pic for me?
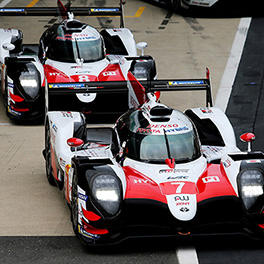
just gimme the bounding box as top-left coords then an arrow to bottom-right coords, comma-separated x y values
71,170 -> 79,235
45,120 -> 56,186
169,0 -> 182,13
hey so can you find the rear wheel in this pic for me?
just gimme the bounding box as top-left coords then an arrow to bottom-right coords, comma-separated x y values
45,121 -> 56,186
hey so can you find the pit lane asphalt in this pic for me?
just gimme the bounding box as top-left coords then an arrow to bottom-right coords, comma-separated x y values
0,0 -> 264,263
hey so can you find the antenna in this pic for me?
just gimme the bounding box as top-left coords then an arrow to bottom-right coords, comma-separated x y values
120,0 -> 125,28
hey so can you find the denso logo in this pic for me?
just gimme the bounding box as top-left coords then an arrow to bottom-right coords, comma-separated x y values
147,124 -> 179,129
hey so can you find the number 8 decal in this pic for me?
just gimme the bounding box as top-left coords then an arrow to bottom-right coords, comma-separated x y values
78,75 -> 90,82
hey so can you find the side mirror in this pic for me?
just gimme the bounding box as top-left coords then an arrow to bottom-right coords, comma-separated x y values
2,43 -> 15,51
240,132 -> 255,152
136,42 -> 148,56
67,138 -> 84,151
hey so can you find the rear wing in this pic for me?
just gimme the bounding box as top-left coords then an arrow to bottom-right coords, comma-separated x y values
47,69 -> 213,107
0,0 -> 125,27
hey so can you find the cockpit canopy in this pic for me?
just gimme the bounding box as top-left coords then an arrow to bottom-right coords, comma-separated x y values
46,24 -> 105,63
126,128 -> 200,164
117,108 -> 201,164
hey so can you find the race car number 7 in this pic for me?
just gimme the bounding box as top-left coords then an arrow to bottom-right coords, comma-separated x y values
159,181 -> 196,195
171,182 -> 185,193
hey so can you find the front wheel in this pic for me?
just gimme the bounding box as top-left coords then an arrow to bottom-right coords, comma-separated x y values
169,0 -> 182,12
71,170 -> 79,235
45,121 -> 56,186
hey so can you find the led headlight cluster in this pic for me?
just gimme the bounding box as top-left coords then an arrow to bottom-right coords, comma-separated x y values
91,174 -> 121,215
19,64 -> 39,99
132,66 -> 148,80
240,169 -> 264,210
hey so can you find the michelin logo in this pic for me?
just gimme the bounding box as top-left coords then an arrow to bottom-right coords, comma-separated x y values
168,80 -> 204,86
78,193 -> 88,201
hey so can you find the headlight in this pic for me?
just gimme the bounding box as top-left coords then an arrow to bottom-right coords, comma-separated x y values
239,169 -> 264,210
91,174 -> 121,215
132,66 -> 148,80
19,64 -> 39,99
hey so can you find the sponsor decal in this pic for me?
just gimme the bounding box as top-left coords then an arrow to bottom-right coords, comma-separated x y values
49,83 -> 85,88
90,8 -> 119,12
180,207 -> 190,212
202,176 -> 220,183
78,225 -> 99,239
137,127 -> 188,134
0,8 -> 25,12
176,202 -> 190,206
137,127 -> 161,134
102,71 -> 117,76
175,195 -> 189,201
78,193 -> 89,201
203,146 -> 221,153
168,80 -> 204,86
49,72 -> 60,76
59,157 -> 66,167
223,159 -> 231,168
159,169 -> 189,174
8,82 -> 14,88
52,123 -> 58,133
8,106 -> 22,116
147,124 -> 179,129
133,179 -> 150,184
167,176 -> 188,180
61,111 -> 73,118
200,108 -> 212,114
164,127 -> 189,133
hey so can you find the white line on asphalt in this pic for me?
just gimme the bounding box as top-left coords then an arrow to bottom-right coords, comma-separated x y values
176,17 -> 251,264
0,123 -> 12,125
176,247 -> 199,264
0,0 -> 12,7
215,17 -> 252,112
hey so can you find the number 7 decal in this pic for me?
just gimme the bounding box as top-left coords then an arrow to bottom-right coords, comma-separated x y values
159,181 -> 196,195
171,182 -> 185,193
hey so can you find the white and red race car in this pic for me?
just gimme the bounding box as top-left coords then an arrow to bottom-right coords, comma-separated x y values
44,73 -> 264,246
154,0 -> 219,12
0,0 -> 156,121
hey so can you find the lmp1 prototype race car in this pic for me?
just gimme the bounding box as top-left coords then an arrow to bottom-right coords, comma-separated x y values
0,0 -> 156,121
153,0 -> 219,12
44,73 -> 264,246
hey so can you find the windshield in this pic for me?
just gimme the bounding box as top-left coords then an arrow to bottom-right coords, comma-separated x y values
126,131 -> 200,163
47,36 -> 104,63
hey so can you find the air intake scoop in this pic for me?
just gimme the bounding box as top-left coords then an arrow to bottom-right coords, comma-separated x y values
149,106 -> 172,116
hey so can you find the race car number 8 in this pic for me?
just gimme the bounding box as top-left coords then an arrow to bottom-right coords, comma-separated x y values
78,75 -> 90,82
